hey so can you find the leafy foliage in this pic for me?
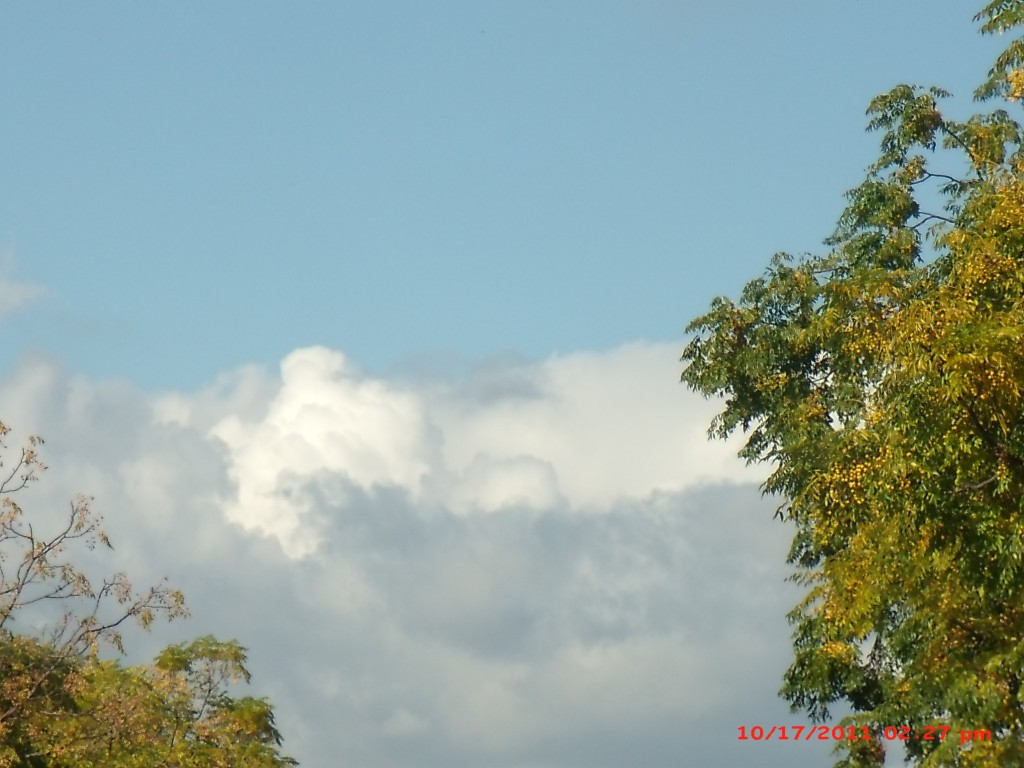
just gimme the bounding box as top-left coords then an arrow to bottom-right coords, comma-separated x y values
682,5 -> 1024,766
0,423 -> 297,766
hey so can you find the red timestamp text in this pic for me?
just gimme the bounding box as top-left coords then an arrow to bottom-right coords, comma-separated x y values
737,725 -> 991,745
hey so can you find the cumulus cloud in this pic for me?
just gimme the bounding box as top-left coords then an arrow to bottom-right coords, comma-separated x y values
206,346 -> 433,555
202,342 -> 763,556
0,344 -> 831,768
432,343 -> 762,509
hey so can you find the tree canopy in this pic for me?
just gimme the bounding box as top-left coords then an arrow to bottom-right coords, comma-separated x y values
682,3 -> 1024,766
0,422 -> 296,767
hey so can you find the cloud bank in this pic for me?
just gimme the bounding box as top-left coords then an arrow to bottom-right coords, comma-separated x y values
0,343 -> 831,768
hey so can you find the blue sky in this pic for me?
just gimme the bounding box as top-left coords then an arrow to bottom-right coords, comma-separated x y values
0,3 -> 1008,768
0,1 -> 1001,389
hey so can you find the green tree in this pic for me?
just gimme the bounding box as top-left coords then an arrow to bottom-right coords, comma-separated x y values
0,423 -> 296,766
681,4 -> 1024,766
28,636 -> 296,767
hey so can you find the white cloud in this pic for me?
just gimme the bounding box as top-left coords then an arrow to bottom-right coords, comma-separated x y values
0,344 -> 832,768
208,346 -> 433,555
434,343 -> 760,510
201,342 -> 763,556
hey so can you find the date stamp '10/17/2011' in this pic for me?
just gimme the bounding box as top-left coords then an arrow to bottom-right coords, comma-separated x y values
738,725 -> 993,746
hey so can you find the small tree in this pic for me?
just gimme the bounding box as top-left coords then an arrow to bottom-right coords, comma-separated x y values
0,423 -> 297,766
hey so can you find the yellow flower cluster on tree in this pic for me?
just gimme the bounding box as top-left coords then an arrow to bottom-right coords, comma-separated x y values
1006,69 -> 1024,101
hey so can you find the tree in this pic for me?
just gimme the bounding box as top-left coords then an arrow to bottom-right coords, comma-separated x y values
0,423 -> 297,766
20,636 -> 297,767
681,4 -> 1024,766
